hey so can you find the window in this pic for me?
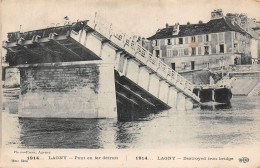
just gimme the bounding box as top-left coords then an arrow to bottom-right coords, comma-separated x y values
173,50 -> 178,56
219,44 -> 224,53
191,36 -> 196,42
204,46 -> 209,55
234,32 -> 238,39
184,48 -> 189,55
171,63 -> 175,70
156,50 -> 160,57
182,62 -> 186,70
179,49 -> 184,56
155,40 -> 159,46
191,47 -> 196,56
205,34 -> 209,42
198,35 -> 203,43
234,43 -> 238,49
234,57 -> 238,65
198,47 -> 201,55
167,39 -> 171,45
167,50 -> 172,57
179,38 -> 183,44
185,37 -> 188,44
191,61 -> 195,70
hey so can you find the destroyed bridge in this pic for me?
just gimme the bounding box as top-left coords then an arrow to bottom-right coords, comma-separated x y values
3,13 -> 200,119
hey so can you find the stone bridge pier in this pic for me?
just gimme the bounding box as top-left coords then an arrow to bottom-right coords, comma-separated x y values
17,61 -> 117,118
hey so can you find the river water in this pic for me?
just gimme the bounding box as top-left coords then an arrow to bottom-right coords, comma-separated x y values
2,88 -> 260,149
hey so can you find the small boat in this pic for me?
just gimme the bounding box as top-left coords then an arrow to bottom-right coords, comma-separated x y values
193,85 -> 232,105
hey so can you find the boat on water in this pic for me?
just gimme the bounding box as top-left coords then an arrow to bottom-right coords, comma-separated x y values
193,85 -> 232,106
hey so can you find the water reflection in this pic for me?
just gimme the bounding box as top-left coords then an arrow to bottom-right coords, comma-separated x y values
2,88 -> 260,149
18,118 -> 107,148
114,122 -> 140,149
200,101 -> 232,110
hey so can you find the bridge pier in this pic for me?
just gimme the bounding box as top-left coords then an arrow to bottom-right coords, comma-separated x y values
158,80 -> 169,103
17,61 -> 117,118
167,86 -> 177,108
185,98 -> 194,110
137,66 -> 150,90
149,73 -> 160,97
125,59 -> 139,83
176,92 -> 186,110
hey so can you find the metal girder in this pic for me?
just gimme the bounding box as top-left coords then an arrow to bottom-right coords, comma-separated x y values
2,46 -> 17,52
118,76 -> 171,109
31,38 -> 62,59
39,44 -> 61,58
4,35 -> 68,48
18,45 -> 42,58
63,43 -> 77,46
116,92 -> 139,106
116,81 -> 156,107
50,39 -> 83,60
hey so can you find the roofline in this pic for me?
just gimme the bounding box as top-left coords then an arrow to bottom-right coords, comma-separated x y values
147,30 -> 240,40
222,17 -> 252,38
147,18 -> 253,40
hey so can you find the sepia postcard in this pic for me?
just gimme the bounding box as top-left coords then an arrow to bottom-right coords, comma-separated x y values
1,0 -> 260,167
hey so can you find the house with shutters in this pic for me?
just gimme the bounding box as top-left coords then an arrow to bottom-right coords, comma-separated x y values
147,9 -> 258,72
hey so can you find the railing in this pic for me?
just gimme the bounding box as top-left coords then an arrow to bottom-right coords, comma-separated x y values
228,64 -> 260,72
88,13 -> 199,101
7,21 -> 88,42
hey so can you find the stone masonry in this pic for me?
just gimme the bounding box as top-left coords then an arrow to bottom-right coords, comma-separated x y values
18,61 -> 117,118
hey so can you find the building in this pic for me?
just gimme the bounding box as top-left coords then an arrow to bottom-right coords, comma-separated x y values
147,9 -> 259,72
225,13 -> 260,64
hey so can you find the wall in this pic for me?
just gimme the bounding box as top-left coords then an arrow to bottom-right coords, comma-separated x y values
4,67 -> 20,88
180,70 -> 211,84
233,32 -> 252,64
161,53 -> 240,72
18,61 -> 117,118
251,38 -> 258,61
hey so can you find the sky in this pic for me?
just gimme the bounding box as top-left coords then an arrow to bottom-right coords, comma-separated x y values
1,0 -> 260,41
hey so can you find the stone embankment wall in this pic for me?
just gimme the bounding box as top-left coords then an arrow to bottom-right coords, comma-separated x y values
248,82 -> 260,96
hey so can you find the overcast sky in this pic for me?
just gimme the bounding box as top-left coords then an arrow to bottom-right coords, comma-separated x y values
1,0 -> 260,41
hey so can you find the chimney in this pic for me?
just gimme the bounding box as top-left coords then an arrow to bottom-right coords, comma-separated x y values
239,13 -> 248,23
211,9 -> 224,20
198,20 -> 203,24
166,23 -> 169,28
187,22 -> 190,25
